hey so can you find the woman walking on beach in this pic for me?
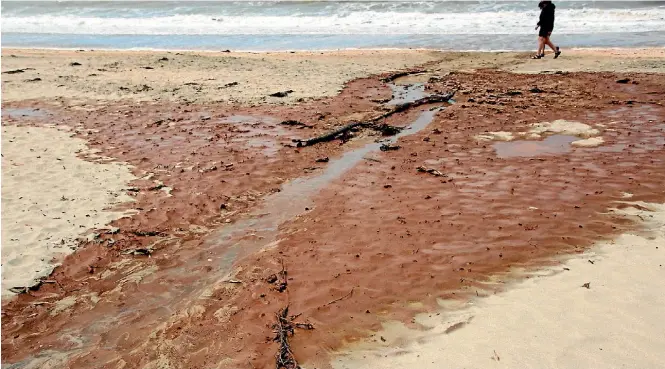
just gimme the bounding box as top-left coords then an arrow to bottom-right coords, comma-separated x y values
533,0 -> 561,59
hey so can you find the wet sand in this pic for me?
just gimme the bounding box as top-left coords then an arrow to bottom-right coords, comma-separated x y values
333,202 -> 665,369
2,48 -> 665,369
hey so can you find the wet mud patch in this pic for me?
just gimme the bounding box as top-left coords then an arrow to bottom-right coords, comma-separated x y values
172,71 -> 665,369
2,70 -> 665,369
217,114 -> 293,157
0,76 -> 420,366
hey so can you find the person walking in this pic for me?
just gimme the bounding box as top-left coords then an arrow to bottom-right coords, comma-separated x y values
533,0 -> 561,59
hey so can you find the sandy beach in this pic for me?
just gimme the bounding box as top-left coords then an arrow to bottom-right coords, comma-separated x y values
1,124 -> 137,295
2,48 -> 665,369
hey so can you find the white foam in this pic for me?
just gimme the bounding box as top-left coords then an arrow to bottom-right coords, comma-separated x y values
3,8 -> 665,36
475,131 -> 515,142
529,120 -> 600,138
571,136 -> 605,147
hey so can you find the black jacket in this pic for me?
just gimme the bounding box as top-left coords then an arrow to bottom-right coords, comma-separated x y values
538,2 -> 556,30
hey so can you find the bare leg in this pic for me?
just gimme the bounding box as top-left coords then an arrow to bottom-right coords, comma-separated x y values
545,37 -> 557,52
537,36 -> 546,56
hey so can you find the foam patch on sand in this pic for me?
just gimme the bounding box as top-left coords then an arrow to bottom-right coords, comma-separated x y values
332,201 -> 665,369
571,136 -> 605,147
1,125 -> 137,296
475,120 -> 604,148
474,131 -> 515,142
529,119 -> 600,138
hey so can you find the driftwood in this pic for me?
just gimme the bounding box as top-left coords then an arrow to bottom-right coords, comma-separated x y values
380,144 -> 400,152
3,69 -> 25,74
273,306 -> 314,369
293,92 -> 455,147
280,120 -> 313,129
270,90 -> 294,98
294,122 -> 364,147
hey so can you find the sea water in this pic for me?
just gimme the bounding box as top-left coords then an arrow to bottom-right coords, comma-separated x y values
2,1 -> 664,51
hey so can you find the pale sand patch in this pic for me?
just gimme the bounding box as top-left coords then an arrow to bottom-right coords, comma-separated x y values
332,202 -> 665,369
571,136 -> 605,147
1,125 -> 137,296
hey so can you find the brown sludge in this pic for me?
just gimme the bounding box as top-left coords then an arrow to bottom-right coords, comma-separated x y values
2,54 -> 665,369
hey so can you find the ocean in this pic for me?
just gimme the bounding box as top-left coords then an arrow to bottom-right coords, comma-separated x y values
2,1 -> 665,51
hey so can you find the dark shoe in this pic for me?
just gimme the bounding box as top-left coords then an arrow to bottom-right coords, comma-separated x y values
531,54 -> 545,59
554,47 -> 561,59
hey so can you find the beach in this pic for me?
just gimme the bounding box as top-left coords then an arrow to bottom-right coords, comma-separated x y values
2,47 -> 665,369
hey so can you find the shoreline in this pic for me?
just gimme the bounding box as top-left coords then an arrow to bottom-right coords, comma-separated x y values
3,45 -> 664,54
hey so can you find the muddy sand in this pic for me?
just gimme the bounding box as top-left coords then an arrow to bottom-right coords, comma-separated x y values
2,48 -> 665,369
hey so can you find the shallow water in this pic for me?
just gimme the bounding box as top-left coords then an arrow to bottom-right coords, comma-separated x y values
493,135 -> 577,158
209,107 -> 442,269
4,32 -> 664,51
388,83 -> 427,105
2,108 -> 47,118
9,86 -> 447,368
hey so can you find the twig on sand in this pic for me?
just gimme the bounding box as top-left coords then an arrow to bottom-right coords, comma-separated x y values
276,259 -> 288,292
266,259 -> 289,292
325,288 -> 354,306
363,157 -> 382,163
2,69 -> 29,75
273,306 -> 315,369
416,166 -> 446,177
293,122 -> 364,147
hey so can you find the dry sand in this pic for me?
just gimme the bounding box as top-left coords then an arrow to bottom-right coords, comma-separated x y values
506,47 -> 665,74
2,48 -> 663,105
332,201 -> 665,369
1,124 -> 137,295
1,49 -> 442,104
